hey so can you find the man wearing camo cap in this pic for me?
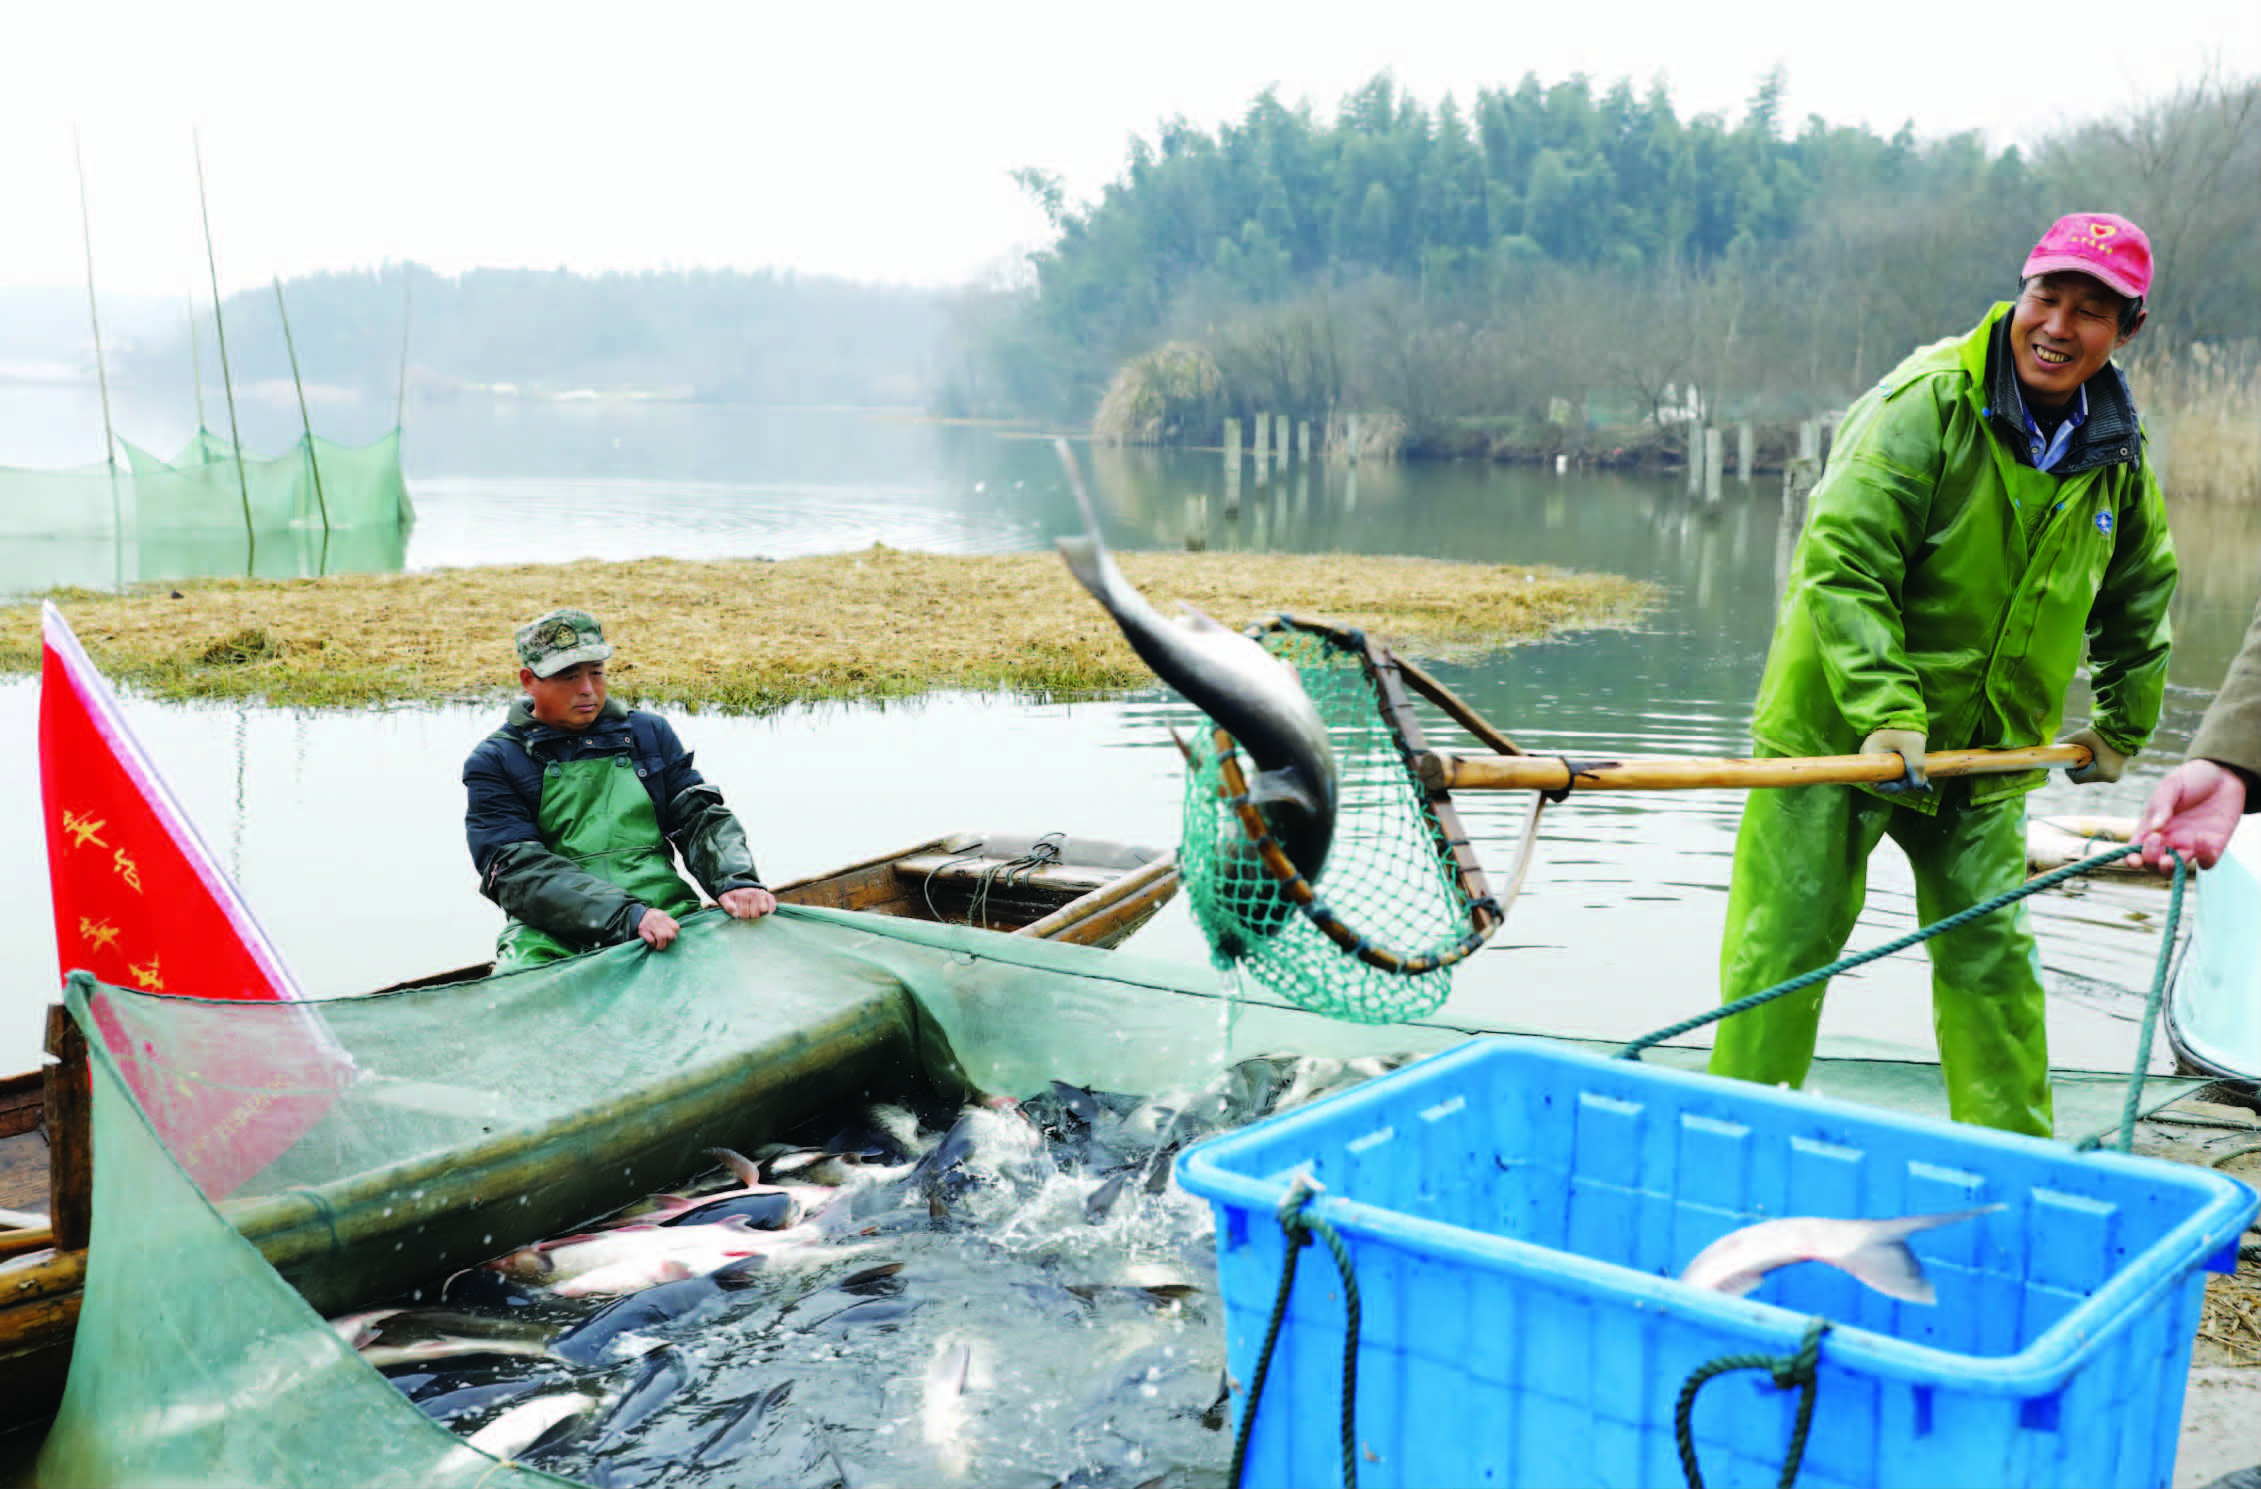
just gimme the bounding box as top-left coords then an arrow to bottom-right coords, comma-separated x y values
462,607 -> 775,970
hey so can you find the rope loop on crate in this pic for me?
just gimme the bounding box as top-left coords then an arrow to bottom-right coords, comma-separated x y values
1674,1316 -> 1832,1489
1229,1173 -> 1364,1489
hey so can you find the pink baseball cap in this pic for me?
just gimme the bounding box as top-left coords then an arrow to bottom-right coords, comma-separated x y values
2021,212 -> 2152,300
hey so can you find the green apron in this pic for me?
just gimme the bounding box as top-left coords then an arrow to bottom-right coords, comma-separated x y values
493,754 -> 701,971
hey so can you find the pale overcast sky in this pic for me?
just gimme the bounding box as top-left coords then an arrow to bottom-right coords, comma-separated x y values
3,0 -> 2254,298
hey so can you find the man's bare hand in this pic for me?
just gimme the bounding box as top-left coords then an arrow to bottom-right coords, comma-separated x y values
2132,759 -> 2247,871
717,886 -> 777,921
637,907 -> 682,949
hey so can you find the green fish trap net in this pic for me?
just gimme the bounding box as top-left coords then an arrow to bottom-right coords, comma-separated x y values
1177,621 -> 1504,1023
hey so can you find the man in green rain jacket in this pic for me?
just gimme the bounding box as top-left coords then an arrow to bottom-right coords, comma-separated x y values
463,608 -> 776,971
1711,212 -> 2178,1136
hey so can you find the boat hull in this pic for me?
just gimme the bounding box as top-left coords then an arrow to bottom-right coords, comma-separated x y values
2165,827 -> 2261,1084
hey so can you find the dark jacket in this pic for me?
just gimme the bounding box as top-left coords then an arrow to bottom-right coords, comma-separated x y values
462,697 -> 764,951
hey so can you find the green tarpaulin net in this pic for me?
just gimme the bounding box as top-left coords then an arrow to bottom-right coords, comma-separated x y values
0,429 -> 411,540
36,908 -> 2203,1486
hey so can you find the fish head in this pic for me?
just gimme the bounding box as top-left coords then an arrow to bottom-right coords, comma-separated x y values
487,1248 -> 554,1282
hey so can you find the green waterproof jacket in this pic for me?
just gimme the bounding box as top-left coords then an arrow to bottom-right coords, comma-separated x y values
1752,303 -> 2179,811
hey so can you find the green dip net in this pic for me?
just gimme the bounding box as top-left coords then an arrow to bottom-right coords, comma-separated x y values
1177,621 -> 1503,1024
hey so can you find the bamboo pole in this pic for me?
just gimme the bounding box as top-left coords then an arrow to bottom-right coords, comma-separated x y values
394,264 -> 413,430
72,131 -> 124,592
192,129 -> 256,565
1416,744 -> 2090,793
1014,855 -> 1179,942
270,276 -> 330,533
186,289 -> 208,431
0,1225 -> 55,1261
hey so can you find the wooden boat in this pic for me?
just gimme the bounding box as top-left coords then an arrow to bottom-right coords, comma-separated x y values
2023,813 -> 2149,875
0,830 -> 1178,1425
2165,824 -> 2261,1084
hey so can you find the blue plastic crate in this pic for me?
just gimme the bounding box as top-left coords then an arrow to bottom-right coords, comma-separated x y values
1176,1039 -> 2256,1489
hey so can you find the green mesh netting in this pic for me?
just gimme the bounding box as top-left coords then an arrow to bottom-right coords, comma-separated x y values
0,430 -> 412,540
122,429 -> 415,532
37,907 -> 2203,1486
1179,625 -> 1484,1025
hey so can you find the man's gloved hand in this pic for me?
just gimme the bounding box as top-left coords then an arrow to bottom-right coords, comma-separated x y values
1861,729 -> 1929,795
2060,725 -> 2129,785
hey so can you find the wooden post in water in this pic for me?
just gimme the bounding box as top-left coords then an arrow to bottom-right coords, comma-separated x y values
1346,413 -> 1362,463
1275,413 -> 1290,468
1736,422 -> 1754,482
1704,427 -> 1726,504
1297,420 -> 1310,463
1183,492 -> 1209,551
1686,421 -> 1703,492
1253,412 -> 1271,485
43,1006 -> 90,1253
1797,419 -> 1820,464
1222,418 -> 1242,518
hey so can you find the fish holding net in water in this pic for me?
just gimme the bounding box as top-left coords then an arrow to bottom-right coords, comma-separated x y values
336,1052 -> 1414,1487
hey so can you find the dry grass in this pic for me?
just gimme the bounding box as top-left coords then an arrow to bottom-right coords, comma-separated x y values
2200,1258 -> 2261,1368
0,547 -> 1656,712
2128,344 -> 2261,503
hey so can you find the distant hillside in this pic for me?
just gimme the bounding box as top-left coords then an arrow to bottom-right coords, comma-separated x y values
107,264 -> 947,408
0,287 -> 182,381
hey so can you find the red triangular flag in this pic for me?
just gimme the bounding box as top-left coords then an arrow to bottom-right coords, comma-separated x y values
40,603 -> 349,1198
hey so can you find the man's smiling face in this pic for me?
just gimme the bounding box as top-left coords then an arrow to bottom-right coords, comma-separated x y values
2009,271 -> 2138,410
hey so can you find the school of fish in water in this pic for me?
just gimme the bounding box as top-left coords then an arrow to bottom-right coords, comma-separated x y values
334,1052 -> 1410,1487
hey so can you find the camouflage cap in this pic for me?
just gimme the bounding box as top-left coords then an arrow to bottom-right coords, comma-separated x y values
515,608 -> 615,678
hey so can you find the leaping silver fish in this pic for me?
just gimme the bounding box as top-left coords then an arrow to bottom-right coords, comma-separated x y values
1053,440 -> 1339,882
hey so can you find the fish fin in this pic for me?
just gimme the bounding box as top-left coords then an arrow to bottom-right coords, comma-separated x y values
1830,1238 -> 1934,1304
710,1256 -> 768,1289
1055,533 -> 1106,596
1171,600 -> 1235,634
706,1147 -> 764,1187
1829,1204 -> 2002,1305
1249,766 -> 1321,817
1865,1204 -> 2006,1241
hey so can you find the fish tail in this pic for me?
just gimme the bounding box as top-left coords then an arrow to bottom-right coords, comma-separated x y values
706,1146 -> 763,1187
1055,533 -> 1103,593
1832,1207 -> 1999,1304
1833,1236 -> 1935,1304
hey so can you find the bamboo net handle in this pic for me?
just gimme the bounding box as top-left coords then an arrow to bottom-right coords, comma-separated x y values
1416,744 -> 2090,793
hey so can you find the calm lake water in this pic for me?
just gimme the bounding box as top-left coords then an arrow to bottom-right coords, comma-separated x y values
3,388 -> 2257,1087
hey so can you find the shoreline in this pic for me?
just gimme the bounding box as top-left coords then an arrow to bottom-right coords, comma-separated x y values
0,547 -> 1657,712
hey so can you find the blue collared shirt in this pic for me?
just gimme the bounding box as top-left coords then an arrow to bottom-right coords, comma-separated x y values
2012,383 -> 2089,473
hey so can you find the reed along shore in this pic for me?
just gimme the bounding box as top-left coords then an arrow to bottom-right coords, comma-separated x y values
0,547 -> 1656,712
